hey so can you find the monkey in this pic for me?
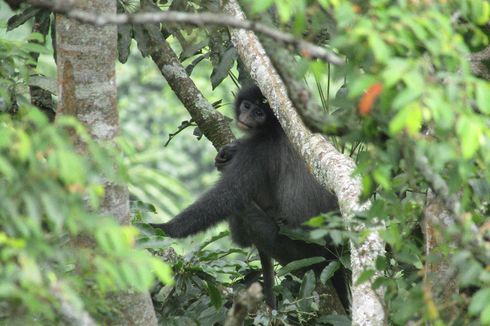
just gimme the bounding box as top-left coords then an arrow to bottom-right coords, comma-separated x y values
151,85 -> 349,310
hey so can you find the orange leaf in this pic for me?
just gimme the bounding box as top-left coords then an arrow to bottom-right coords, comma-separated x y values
358,82 -> 383,116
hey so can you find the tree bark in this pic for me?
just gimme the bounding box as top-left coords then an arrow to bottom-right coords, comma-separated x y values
148,31 -> 235,149
423,190 -> 458,321
222,2 -> 386,325
55,0 -> 157,324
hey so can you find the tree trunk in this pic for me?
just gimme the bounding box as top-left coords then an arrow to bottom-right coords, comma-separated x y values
422,190 -> 458,321
55,0 -> 158,324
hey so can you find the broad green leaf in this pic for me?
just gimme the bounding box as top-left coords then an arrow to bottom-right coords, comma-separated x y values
392,87 -> 422,109
382,58 -> 411,87
198,231 -> 229,251
299,270 -> 316,299
117,24 -> 132,64
349,75 -> 378,98
389,103 -> 422,135
355,269 -> 375,285
152,259 -> 174,285
249,0 -> 274,13
476,81 -> 490,114
120,261 -> 138,289
7,7 -> 41,31
276,0 -> 293,22
22,43 -> 50,55
14,130 -> 31,161
471,0 -> 490,24
0,157 -> 16,179
320,261 -> 340,284
19,255 -> 42,285
482,304 -> 490,325
469,288 -> 490,315
40,194 -> 64,230
457,116 -> 482,159
369,33 -> 391,63
210,47 -> 237,89
57,150 -> 86,184
277,257 -> 325,277
206,281 -> 222,309
132,259 -> 154,290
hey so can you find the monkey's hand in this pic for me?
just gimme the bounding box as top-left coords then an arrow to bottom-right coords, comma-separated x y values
215,140 -> 242,172
149,222 -> 185,238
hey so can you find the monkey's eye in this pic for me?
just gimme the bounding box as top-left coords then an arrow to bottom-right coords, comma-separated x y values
244,102 -> 251,109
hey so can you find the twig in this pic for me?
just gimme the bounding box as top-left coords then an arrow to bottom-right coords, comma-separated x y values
164,120 -> 196,147
27,0 -> 343,65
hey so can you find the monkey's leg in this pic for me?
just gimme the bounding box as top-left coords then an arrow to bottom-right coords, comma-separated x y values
258,250 -> 276,309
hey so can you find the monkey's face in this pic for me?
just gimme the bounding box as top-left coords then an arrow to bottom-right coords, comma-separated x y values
237,100 -> 267,131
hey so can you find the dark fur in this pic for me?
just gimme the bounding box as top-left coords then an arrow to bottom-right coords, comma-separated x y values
151,85 -> 348,309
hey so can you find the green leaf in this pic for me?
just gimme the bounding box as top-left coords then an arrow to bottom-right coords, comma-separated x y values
15,131 -> 31,161
389,103 -> 422,135
469,288 -> 490,315
382,58 -> 411,87
117,24 -> 133,64
482,304 -> 490,325
471,0 -> 490,25
198,231 -> 229,251
349,75 -> 378,98
210,47 -> 237,89
373,165 -> 392,190
320,261 -> 340,284
180,40 -> 208,61
152,259 -> 174,285
392,87 -> 422,109
22,43 -> 50,55
299,270 -> 316,299
476,81 -> 490,114
7,7 -> 41,31
0,157 -> 16,179
250,0 -> 274,13
57,150 -> 86,184
277,257 -> 325,277
206,281 -> 222,309
40,194 -> 64,230
368,33 -> 391,63
456,116 -> 482,159
355,269 -> 375,285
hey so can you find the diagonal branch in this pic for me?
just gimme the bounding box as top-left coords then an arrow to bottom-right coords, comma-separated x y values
145,24 -> 235,150
27,0 -> 343,65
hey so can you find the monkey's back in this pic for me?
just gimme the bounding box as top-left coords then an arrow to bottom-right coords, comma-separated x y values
227,129 -> 338,228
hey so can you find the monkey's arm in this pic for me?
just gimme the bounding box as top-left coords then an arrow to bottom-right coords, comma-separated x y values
151,165 -> 260,238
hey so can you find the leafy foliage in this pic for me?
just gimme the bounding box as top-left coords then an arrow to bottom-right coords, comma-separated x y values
142,228 -> 349,325
0,109 -> 172,323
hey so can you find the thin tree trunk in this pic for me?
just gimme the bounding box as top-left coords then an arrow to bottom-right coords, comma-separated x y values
55,0 -> 157,324
423,190 -> 459,321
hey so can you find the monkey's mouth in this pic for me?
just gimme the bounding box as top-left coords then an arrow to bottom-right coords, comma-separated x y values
237,120 -> 252,130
